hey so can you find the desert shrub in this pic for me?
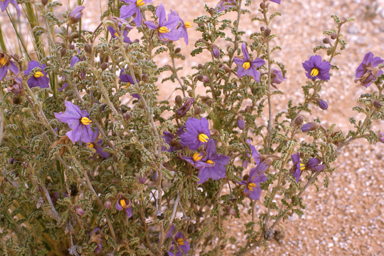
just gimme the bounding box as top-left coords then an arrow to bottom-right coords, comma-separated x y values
0,0 -> 382,255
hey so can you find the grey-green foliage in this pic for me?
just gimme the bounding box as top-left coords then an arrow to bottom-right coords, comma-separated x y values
0,0 -> 382,255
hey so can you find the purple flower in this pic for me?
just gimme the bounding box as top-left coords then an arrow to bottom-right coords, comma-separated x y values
139,177 -> 147,184
196,139 -> 230,184
120,0 -> 153,27
291,153 -> 304,182
115,195 -> 132,217
89,228 -> 103,254
87,128 -> 109,158
68,6 -> 84,25
144,4 -> 180,42
119,69 -> 140,99
270,0 -> 281,4
8,77 -> 23,95
306,158 -> 326,172
237,117 -> 245,130
212,44 -> 220,59
24,61 -> 50,89
270,68 -> 286,89
0,0 -> 20,17
180,117 -> 210,151
54,101 -> 94,143
166,225 -> 191,256
355,52 -> 384,88
239,167 -> 267,200
162,125 -> 185,152
216,0 -> 237,12
176,98 -> 194,118
244,139 -> 261,168
107,19 -> 133,43
302,55 -> 331,81
170,9 -> 191,45
234,43 -> 265,81
0,54 -> 18,81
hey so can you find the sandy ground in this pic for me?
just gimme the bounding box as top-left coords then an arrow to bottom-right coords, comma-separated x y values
1,0 -> 384,255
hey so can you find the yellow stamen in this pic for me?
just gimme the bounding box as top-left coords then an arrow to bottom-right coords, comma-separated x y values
158,26 -> 169,33
177,238 -> 185,246
247,182 -> 256,192
184,22 -> 192,28
136,0 -> 145,6
300,163 -> 305,170
34,71 -> 44,78
193,153 -> 203,162
114,32 -> 119,37
0,57 -> 7,66
310,68 -> 319,77
87,143 -> 94,149
242,62 -> 251,70
206,159 -> 214,164
198,133 -> 209,143
122,82 -> 131,89
120,199 -> 127,208
80,117 -> 92,125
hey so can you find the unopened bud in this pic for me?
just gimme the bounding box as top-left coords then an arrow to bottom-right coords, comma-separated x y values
212,44 -> 220,59
41,0 -> 48,6
205,99 -> 213,106
104,199 -> 112,209
225,206 -> 236,216
323,37 -> 330,44
330,33 -> 337,40
194,106 -> 202,116
60,48 -> 67,57
197,74 -> 210,83
142,73 -> 149,83
293,115 -> 304,126
245,106 -> 253,113
260,26 -> 265,32
373,100 -> 383,109
301,122 -> 320,132
315,98 -> 328,110
84,43 -> 92,54
123,112 -> 131,121
260,2 -> 266,9
198,64 -> 204,69
237,116 -> 245,130
264,28 -> 271,37
75,206 -> 85,216
139,177 -> 147,184
100,62 -> 108,71
175,47 -> 181,54
68,44 -> 75,50
175,95 -> 182,106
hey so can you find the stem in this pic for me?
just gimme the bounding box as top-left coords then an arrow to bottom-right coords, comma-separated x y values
0,86 -> 4,145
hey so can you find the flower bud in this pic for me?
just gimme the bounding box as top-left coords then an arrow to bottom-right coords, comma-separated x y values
75,206 -> 85,216
237,116 -> 245,130
68,6 -> 84,25
323,37 -> 330,44
260,26 -> 265,32
174,47 -> 181,54
139,177 -> 147,184
260,2 -> 266,9
175,95 -> 182,106
194,106 -> 202,116
197,74 -> 210,83
68,44 -> 75,50
123,112 -> 131,121
205,99 -> 213,106
293,115 -> 304,126
211,44 -> 220,59
264,28 -> 271,37
245,106 -> 253,114
225,206 -> 236,216
84,43 -> 92,54
176,98 -> 194,118
373,100 -> 383,109
331,33 -> 337,40
315,98 -> 328,110
41,0 -> 48,6
60,48 -> 67,57
301,122 -> 320,132
198,64 -> 204,69
104,199 -> 112,209
142,73 -> 149,83
100,62 -> 108,71
378,132 -> 384,144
